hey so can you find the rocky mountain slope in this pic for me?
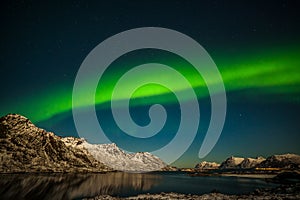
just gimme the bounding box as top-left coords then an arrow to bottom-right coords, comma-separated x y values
0,114 -> 167,172
0,114 -> 110,172
82,142 -> 167,172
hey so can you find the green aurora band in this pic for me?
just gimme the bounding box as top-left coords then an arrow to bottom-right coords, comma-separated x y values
1,45 -> 299,123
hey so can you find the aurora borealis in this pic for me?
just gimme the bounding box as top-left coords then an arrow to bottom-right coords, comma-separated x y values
1,46 -> 299,123
1,1 -> 300,167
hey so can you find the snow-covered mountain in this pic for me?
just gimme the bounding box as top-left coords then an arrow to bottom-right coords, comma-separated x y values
195,161 -> 220,170
219,156 -> 267,169
1,114 -> 299,173
200,154 -> 300,170
82,142 -> 167,172
0,114 -> 166,172
258,154 -> 300,169
219,156 -> 245,169
238,157 -> 265,169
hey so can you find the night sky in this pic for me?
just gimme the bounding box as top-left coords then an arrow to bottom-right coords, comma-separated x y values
1,0 -> 300,167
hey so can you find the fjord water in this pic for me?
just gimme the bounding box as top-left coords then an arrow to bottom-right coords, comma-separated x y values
0,172 -> 277,199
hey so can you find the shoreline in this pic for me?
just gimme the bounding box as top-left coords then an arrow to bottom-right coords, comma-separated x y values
85,183 -> 300,200
1,171 -> 299,199
219,173 -> 276,179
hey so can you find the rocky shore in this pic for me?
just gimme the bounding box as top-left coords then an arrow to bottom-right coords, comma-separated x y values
85,183 -> 300,200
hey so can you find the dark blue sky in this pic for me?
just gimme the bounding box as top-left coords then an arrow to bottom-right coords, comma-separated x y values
1,0 -> 300,167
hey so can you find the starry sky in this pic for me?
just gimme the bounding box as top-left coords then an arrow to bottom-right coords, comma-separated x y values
1,0 -> 300,167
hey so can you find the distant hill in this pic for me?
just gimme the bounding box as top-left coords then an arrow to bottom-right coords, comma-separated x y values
195,161 -> 220,170
258,154 -> 300,169
196,154 -> 300,170
219,156 -> 245,169
219,156 -> 266,169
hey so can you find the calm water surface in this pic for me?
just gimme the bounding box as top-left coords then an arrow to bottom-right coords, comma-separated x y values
0,172 -> 278,199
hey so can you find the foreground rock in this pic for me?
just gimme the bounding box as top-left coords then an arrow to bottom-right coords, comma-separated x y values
85,184 -> 300,200
83,142 -> 167,172
0,114 -> 110,172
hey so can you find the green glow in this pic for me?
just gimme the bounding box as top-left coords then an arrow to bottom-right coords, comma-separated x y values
1,45 -> 299,123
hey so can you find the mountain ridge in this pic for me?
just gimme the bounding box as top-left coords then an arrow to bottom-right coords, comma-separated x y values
195,154 -> 300,170
0,114 -> 111,173
0,114 -> 167,172
1,113 -> 299,172
63,137 -> 167,172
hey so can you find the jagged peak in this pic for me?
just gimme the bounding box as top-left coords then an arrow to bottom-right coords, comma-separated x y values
83,141 -> 166,172
273,153 -> 300,158
0,113 -> 31,122
1,113 -> 25,118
